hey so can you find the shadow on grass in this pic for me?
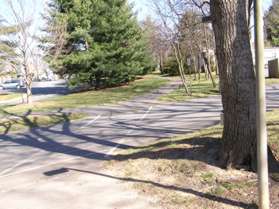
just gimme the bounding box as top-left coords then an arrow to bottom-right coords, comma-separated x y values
114,137 -> 222,167
61,168 -> 258,209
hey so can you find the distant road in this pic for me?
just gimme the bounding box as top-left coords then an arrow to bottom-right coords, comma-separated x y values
0,80 -> 69,106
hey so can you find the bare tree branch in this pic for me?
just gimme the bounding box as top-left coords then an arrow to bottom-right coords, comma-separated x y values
7,0 -> 37,104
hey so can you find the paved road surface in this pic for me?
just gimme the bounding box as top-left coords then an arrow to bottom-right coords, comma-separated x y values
0,83 -> 278,209
0,80 -> 68,106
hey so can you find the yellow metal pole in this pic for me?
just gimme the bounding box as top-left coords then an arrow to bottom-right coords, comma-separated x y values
254,0 -> 270,209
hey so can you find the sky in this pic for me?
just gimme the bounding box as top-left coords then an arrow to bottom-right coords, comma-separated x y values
0,0 -> 274,32
0,0 -> 47,35
131,0 -> 274,20
264,0 -> 273,9
129,0 -> 156,21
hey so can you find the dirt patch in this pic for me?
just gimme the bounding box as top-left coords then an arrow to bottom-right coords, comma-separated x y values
107,124 -> 279,209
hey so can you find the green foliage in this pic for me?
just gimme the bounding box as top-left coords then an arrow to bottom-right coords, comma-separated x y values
265,0 -> 279,46
44,0 -> 155,88
161,55 -> 180,76
0,21 -> 18,69
161,54 -> 190,76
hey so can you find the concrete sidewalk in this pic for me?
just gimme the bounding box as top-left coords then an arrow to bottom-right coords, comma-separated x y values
0,157 -> 159,209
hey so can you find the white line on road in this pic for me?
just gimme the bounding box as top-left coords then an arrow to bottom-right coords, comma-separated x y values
140,106 -> 153,120
0,107 -> 153,178
105,106 -> 153,156
80,114 -> 102,129
0,125 -> 105,177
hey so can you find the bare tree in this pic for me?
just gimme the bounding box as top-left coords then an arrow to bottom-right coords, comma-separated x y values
176,1 -> 216,86
152,0 -> 191,95
152,0 -> 217,92
178,10 -> 199,80
141,17 -> 171,73
7,0 -> 37,104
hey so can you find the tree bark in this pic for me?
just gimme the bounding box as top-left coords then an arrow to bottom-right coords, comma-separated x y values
203,53 -> 216,88
192,56 -> 197,80
172,42 -> 191,95
26,84 -> 32,104
210,0 -> 257,169
25,68 -> 32,104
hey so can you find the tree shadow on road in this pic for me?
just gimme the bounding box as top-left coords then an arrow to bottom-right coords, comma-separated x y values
0,109 -> 134,161
1,107 -> 278,172
0,108 -> 278,208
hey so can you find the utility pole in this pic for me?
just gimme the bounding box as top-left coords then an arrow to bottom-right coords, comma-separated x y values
254,0 -> 270,209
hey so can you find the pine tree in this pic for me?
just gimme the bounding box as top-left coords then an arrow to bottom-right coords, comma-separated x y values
44,0 -> 155,88
0,20 -> 18,70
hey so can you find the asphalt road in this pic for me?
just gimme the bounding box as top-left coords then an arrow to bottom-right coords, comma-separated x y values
0,83 -> 222,176
0,80 -> 69,106
0,84 -> 279,177
0,84 -> 278,209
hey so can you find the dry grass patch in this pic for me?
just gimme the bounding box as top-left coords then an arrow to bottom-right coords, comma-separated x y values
266,78 -> 279,85
108,111 -> 279,209
0,93 -> 21,101
268,109 -> 279,160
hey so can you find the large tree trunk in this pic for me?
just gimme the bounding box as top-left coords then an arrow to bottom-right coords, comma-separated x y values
210,0 -> 257,169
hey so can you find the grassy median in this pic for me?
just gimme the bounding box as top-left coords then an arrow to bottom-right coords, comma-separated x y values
159,76 -> 219,102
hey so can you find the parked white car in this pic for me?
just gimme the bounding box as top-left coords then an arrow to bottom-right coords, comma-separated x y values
0,80 -> 24,90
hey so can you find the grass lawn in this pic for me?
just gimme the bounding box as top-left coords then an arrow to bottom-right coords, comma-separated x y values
159,76 -> 219,102
108,110 -> 279,209
0,93 -> 22,101
160,76 -> 279,103
4,75 -> 167,114
0,75 -> 168,134
266,77 -> 279,85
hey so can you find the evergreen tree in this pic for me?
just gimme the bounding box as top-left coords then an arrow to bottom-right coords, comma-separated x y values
0,20 -> 18,70
44,0 -> 155,88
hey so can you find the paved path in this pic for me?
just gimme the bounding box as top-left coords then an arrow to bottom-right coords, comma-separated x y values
0,83 -> 278,209
0,80 -> 68,106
